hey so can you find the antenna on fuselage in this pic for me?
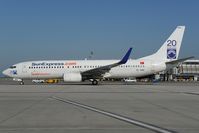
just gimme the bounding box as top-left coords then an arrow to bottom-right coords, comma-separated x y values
88,51 -> 94,60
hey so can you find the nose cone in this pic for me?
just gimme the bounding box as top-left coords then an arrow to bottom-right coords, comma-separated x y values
2,69 -> 9,77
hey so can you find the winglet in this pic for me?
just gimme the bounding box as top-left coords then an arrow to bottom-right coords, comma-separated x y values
118,48 -> 132,64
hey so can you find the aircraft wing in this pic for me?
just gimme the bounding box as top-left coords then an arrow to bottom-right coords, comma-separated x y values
81,48 -> 132,79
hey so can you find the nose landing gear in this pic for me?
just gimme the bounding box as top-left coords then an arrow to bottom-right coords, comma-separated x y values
13,78 -> 24,85
20,81 -> 24,85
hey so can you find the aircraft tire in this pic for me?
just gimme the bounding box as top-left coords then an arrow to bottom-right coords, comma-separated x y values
92,80 -> 98,85
20,81 -> 24,85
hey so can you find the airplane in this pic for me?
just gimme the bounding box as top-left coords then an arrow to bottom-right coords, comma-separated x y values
2,26 -> 193,85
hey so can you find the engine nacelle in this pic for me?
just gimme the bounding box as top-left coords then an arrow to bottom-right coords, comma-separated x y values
63,73 -> 82,82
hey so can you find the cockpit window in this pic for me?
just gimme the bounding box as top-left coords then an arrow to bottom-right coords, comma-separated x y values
9,66 -> 16,69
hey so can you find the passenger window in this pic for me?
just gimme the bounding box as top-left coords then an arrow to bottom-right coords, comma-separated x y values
9,66 -> 16,69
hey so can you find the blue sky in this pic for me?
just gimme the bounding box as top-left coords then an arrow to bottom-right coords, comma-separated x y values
0,0 -> 199,76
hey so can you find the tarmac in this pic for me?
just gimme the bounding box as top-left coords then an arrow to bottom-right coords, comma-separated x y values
0,78 -> 199,133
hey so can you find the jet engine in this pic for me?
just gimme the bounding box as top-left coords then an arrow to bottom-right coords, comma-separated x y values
63,73 -> 82,82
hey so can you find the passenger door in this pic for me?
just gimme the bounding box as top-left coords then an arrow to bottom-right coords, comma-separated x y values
22,65 -> 28,73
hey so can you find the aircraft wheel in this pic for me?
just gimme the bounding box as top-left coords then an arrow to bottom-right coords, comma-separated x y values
92,80 -> 98,85
20,81 -> 24,85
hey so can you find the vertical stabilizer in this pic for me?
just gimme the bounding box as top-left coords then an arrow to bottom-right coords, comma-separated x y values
140,26 -> 185,62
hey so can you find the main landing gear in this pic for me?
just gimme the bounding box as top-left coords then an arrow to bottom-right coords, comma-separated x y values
13,78 -> 24,85
91,79 -> 98,85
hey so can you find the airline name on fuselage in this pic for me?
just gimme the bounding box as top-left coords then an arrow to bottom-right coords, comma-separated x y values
31,62 -> 77,66
32,62 -> 65,66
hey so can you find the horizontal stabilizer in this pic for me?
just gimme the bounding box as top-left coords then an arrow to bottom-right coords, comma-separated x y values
166,56 -> 194,65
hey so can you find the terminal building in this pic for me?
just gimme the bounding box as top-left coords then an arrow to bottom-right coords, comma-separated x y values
158,60 -> 199,81
173,59 -> 199,81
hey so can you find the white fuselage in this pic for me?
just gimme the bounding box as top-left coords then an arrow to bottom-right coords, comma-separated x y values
3,59 -> 166,79
2,26 -> 186,84
2,26 -> 187,85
